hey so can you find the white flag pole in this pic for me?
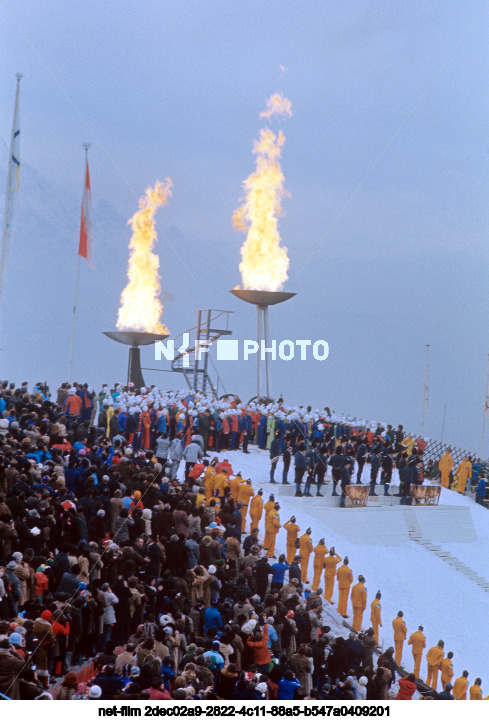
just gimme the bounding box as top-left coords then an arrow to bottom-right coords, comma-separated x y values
0,73 -> 22,316
68,142 -> 91,382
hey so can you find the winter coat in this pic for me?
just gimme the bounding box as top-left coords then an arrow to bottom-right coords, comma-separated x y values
247,625 -> 271,666
185,537 -> 200,568
396,676 -> 417,700
102,591 -> 119,625
173,509 -> 189,538
216,668 -> 239,699
0,648 -> 24,699
183,442 -> 203,463
168,438 -> 184,462
155,436 -> 170,459
113,514 -> 134,545
374,668 -> 392,700
289,651 -> 312,695
33,618 -> 55,673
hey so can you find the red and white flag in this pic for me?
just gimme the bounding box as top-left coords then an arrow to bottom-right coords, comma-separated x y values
78,156 -> 93,266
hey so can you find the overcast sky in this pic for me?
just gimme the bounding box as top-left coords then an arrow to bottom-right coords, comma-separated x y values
1,2 -> 489,453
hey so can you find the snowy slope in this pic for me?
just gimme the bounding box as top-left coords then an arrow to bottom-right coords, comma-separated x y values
198,446 -> 489,688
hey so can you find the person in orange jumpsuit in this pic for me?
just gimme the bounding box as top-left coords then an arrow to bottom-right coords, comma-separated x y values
336,557 -> 353,617
140,407 -> 151,450
370,591 -> 382,644
457,456 -> 472,494
425,639 -> 444,690
439,449 -> 454,488
204,466 -> 216,503
441,651 -> 454,691
213,469 -> 229,497
312,539 -> 328,591
392,611 -> 407,666
452,671 -> 469,699
237,479 -> 255,532
350,575 -> 367,632
263,495 -> 276,552
229,472 -> 244,499
265,503 -> 281,558
323,547 -> 342,602
283,517 -> 301,565
408,625 -> 426,678
249,489 -> 264,533
299,528 -> 313,583
470,679 -> 483,700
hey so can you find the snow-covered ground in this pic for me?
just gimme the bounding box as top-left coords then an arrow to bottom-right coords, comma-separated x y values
190,446 -> 489,691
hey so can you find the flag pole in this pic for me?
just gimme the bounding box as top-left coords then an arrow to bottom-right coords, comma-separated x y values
480,353 -> 489,458
0,73 -> 22,316
68,142 -> 91,382
420,343 -> 430,435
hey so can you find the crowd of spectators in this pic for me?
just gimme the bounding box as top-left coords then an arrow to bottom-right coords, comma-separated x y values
0,380 -> 485,701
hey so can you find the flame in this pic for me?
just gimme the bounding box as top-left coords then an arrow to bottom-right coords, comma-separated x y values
233,93 -> 292,292
259,92 -> 292,121
116,179 -> 172,334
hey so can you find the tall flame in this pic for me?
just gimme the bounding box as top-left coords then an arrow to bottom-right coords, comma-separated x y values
116,179 -> 172,334
233,93 -> 292,292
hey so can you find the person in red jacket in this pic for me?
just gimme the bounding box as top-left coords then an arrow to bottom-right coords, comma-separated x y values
396,673 -> 417,700
247,621 -> 271,672
64,390 -> 82,419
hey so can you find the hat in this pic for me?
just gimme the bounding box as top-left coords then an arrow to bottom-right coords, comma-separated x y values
186,643 -> 196,655
41,610 -> 52,621
286,610 -> 295,618
133,491 -> 141,500
6,561 -> 18,570
100,582 -> 109,591
78,581 -> 87,590
255,682 -> 268,696
97,509 -> 106,517
12,552 -> 23,563
28,509 -> 40,518
266,616 -> 274,624
208,565 -> 217,574
130,666 -> 140,677
9,632 -> 22,646
88,685 -> 102,699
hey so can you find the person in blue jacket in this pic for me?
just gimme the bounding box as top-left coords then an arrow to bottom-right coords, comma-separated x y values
475,476 -> 487,505
271,554 -> 289,592
240,411 -> 253,454
277,670 -> 301,700
203,599 -> 223,633
259,415 -> 268,449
